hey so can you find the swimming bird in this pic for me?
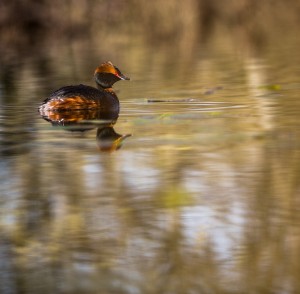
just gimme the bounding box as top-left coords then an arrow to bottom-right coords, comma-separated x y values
39,61 -> 129,114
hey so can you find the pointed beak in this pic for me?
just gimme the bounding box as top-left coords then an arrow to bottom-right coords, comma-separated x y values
122,75 -> 130,81
116,73 -> 130,80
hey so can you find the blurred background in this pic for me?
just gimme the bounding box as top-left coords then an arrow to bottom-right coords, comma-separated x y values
1,1 -> 300,293
1,0 -> 300,56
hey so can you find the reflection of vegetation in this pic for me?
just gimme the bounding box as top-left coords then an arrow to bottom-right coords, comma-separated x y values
6,129 -> 300,292
157,185 -> 194,208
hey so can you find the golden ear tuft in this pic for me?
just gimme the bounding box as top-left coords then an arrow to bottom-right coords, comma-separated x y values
94,61 -> 116,75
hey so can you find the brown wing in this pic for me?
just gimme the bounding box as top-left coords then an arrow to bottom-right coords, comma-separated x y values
41,96 -> 100,111
40,85 -> 103,111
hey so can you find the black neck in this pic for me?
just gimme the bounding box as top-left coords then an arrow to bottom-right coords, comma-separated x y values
95,72 -> 120,89
96,83 -> 106,91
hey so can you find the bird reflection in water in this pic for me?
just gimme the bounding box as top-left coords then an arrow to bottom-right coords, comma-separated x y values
39,108 -> 131,152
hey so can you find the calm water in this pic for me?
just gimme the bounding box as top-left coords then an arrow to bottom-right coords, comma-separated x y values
1,30 -> 300,293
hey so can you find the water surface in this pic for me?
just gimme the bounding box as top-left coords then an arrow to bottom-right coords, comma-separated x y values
1,29 -> 300,293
